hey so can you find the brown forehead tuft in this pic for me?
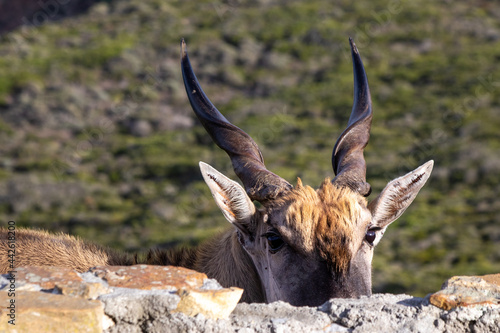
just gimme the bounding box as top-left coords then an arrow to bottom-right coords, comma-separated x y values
269,178 -> 367,273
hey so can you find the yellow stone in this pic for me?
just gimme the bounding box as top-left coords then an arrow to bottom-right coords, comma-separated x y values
174,287 -> 244,319
0,290 -> 104,333
430,273 -> 500,310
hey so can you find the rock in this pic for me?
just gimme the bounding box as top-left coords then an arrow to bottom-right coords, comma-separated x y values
12,266 -> 109,299
0,290 -> 104,333
174,287 -> 244,319
321,294 -> 438,332
320,294 -> 499,333
0,265 -> 243,328
98,288 -> 181,330
92,265 -> 243,321
97,277 -> 243,330
90,265 -> 207,290
152,293 -> 499,332
231,301 -> 334,332
1,267 -> 499,332
429,273 -> 500,310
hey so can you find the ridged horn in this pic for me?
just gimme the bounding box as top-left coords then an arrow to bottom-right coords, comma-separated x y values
332,38 -> 373,196
181,39 -> 292,202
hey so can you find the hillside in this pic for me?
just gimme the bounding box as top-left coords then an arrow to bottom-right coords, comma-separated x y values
0,0 -> 499,296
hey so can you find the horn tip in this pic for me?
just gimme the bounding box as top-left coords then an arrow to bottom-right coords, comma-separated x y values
181,38 -> 187,59
349,37 -> 359,55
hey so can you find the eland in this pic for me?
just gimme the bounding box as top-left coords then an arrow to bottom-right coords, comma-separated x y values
0,38 -> 433,306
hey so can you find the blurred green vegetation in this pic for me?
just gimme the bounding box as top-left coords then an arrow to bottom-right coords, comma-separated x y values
0,0 -> 499,296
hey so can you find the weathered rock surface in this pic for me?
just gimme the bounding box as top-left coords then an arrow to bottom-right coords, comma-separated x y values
13,266 -> 109,298
0,290 -> 104,333
321,294 -> 499,333
0,265 -> 243,332
430,273 -> 500,310
0,268 -> 499,332
114,294 -> 499,333
90,265 -> 207,290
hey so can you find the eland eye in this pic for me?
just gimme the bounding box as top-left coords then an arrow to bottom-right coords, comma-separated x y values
263,232 -> 285,253
365,230 -> 376,245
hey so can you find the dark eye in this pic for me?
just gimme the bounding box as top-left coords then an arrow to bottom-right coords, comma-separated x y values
263,232 -> 285,253
365,230 -> 376,245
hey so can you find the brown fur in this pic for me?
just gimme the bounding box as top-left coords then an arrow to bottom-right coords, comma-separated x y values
0,228 -> 134,273
268,178 -> 367,274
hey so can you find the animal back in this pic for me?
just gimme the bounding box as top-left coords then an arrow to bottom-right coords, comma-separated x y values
0,228 -> 133,273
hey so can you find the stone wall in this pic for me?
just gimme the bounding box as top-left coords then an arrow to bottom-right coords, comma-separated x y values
0,265 -> 499,332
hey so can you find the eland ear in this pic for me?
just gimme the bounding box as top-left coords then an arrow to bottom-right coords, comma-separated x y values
369,160 -> 434,229
199,162 -> 256,233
